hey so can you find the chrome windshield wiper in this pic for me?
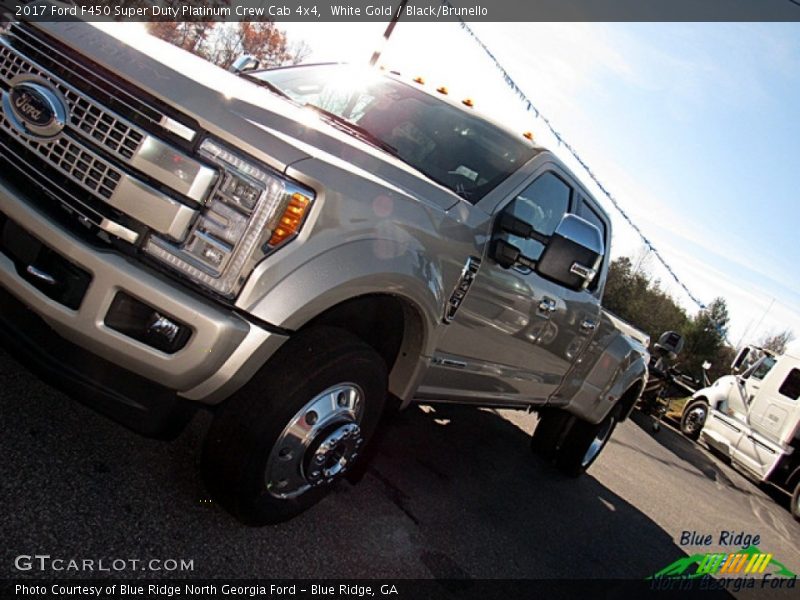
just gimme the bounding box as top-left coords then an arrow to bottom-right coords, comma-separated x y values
239,73 -> 293,100
305,104 -> 399,156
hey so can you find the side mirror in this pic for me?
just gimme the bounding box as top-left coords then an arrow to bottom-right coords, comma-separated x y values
536,214 -> 604,290
731,346 -> 752,373
490,214 -> 541,269
492,239 -> 522,269
230,55 -> 261,74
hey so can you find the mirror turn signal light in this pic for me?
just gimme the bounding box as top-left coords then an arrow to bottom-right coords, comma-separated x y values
268,193 -> 312,247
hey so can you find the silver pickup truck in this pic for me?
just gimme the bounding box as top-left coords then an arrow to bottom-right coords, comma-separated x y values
0,15 -> 649,524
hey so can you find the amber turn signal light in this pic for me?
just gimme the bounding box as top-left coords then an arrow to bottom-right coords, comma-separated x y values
268,193 -> 312,247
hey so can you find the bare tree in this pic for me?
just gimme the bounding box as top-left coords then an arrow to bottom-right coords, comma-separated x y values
147,21 -> 306,70
630,243 -> 654,276
287,40 -> 313,65
204,23 -> 244,69
147,21 -> 216,56
758,329 -> 795,355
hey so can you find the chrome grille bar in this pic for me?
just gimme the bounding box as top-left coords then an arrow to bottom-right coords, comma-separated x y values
0,111 -> 197,241
0,38 -> 145,160
0,36 -> 215,203
1,111 -> 122,199
0,133 -> 140,244
8,22 -> 164,135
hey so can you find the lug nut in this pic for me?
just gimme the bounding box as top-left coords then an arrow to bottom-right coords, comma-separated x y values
276,479 -> 288,489
315,455 -> 325,464
305,411 -> 318,426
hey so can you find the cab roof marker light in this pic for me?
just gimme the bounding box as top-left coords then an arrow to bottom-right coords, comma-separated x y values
462,98 -> 474,107
523,131 -> 535,141
436,86 -> 448,95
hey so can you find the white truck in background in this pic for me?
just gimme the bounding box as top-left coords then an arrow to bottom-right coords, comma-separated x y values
679,346 -> 800,521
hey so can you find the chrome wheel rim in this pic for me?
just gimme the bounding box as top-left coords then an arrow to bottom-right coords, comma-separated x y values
265,383 -> 364,499
581,416 -> 615,468
684,406 -> 707,434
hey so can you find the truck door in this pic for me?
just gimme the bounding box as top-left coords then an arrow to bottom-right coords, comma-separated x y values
703,358 -> 773,459
417,168 -> 603,405
734,359 -> 799,480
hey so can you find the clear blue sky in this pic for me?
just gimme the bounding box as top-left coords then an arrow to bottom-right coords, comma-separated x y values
281,21 -> 800,348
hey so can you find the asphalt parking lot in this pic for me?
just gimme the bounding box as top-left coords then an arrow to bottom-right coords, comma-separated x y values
1,346 -> 799,585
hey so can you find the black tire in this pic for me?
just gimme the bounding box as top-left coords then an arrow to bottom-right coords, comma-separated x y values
791,481 -> 800,523
201,326 -> 387,525
531,409 -> 573,461
680,399 -> 708,441
554,406 -> 621,477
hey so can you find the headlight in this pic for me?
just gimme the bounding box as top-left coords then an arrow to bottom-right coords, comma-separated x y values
145,139 -> 314,297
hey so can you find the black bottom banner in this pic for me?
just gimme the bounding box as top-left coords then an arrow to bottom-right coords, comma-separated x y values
2,578 -> 757,600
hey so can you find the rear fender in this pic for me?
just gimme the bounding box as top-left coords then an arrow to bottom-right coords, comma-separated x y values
561,336 -> 648,425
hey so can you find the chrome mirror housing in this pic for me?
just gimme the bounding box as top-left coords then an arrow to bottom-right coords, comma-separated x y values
229,55 -> 261,74
536,214 -> 604,290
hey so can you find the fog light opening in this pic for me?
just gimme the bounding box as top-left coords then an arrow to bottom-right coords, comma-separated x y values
104,292 -> 192,354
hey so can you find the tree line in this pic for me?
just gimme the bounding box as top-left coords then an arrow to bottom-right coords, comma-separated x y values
147,21 -> 311,69
604,256 -> 794,383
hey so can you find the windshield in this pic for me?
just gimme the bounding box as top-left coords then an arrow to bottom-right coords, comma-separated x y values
742,355 -> 777,380
253,64 -> 537,203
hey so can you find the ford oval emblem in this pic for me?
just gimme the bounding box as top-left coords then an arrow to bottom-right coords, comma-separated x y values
2,77 -> 68,138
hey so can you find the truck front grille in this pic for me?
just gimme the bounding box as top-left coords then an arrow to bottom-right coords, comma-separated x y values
0,128 -> 135,237
0,22 -> 211,247
0,39 -> 146,162
1,111 -> 122,200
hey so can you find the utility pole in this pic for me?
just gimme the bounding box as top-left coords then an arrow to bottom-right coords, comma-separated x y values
369,0 -> 410,66
751,297 -> 776,343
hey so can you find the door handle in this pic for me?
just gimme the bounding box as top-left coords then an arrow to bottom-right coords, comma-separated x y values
580,319 -> 598,331
538,297 -> 557,313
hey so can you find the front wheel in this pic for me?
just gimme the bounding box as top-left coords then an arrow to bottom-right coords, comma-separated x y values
680,399 -> 708,441
201,327 -> 387,525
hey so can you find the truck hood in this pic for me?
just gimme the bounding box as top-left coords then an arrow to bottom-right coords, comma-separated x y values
29,19 -> 461,212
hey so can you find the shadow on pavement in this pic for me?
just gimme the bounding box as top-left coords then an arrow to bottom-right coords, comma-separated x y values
343,402 -> 691,580
0,348 -> 713,584
627,409 -> 740,487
